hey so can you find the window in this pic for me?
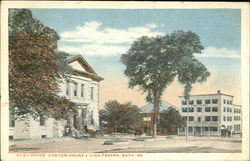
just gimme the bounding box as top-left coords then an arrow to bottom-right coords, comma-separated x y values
230,100 -> 232,105
227,116 -> 232,121
205,99 -> 211,104
212,107 -> 218,112
223,107 -> 226,112
239,109 -> 241,113
212,116 -> 218,121
189,100 -> 194,105
227,100 -> 230,104
204,127 -> 209,131
197,117 -> 201,122
73,82 -> 78,96
90,87 -> 94,100
205,116 -> 211,121
188,127 -> 193,132
229,108 -> 232,113
197,107 -> 202,112
227,107 -> 230,112
234,109 -> 236,113
196,100 -> 202,104
210,127 -> 218,131
205,107 -> 211,112
40,116 -> 45,126
81,84 -> 84,97
66,81 -> 70,96
91,111 -> 94,125
188,107 -> 194,112
182,100 -> 187,105
189,116 -> 194,121
9,119 -> 15,127
182,108 -> 187,112
223,99 -> 226,104
223,116 -> 226,121
234,116 -> 237,121
227,126 -> 232,130
212,99 -> 218,104
183,116 -> 187,121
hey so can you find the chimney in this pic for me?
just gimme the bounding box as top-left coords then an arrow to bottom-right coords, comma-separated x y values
217,90 -> 221,94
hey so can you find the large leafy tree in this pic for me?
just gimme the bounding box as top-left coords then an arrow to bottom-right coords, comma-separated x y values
121,31 -> 210,137
100,100 -> 143,134
9,9 -> 75,119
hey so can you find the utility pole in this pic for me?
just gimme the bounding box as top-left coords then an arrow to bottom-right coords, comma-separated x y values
186,99 -> 189,141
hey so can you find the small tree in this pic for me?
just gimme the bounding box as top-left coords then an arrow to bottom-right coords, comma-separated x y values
159,108 -> 186,134
100,100 -> 143,134
121,30 -> 210,137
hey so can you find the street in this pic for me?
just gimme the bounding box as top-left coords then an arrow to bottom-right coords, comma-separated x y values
9,136 -> 241,153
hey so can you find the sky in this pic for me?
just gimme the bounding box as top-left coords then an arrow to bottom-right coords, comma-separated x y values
30,9 -> 241,108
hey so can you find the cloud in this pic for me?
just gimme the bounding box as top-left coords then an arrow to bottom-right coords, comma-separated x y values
195,47 -> 240,59
59,44 -> 128,56
59,21 -> 164,56
60,21 -> 164,44
146,23 -> 157,29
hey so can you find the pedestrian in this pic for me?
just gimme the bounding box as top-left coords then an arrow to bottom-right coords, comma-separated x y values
228,131 -> 231,138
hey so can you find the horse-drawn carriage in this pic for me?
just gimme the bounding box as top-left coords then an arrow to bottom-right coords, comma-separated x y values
220,129 -> 231,138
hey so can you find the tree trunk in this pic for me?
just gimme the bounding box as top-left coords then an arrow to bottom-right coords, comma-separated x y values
152,96 -> 160,138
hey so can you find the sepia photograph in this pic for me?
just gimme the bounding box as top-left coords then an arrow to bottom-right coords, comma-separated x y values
1,1 -> 249,161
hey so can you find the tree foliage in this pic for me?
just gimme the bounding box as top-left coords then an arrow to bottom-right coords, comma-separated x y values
9,9 -> 75,119
159,108 -> 186,131
99,100 -> 143,134
121,30 -> 210,136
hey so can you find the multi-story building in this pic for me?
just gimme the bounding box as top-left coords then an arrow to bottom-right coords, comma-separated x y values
9,55 -> 103,140
178,90 -> 241,136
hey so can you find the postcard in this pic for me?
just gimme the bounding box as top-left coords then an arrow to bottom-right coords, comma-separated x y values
1,1 -> 249,161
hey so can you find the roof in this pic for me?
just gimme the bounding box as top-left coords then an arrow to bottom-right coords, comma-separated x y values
66,54 -> 104,82
179,93 -> 234,98
139,101 -> 177,113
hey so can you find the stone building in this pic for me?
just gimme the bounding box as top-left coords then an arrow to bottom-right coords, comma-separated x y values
9,55 -> 103,140
178,90 -> 242,136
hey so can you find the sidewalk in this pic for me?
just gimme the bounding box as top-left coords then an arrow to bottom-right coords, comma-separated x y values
9,136 -> 75,146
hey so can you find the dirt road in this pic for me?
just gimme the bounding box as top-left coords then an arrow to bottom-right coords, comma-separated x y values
9,136 -> 241,153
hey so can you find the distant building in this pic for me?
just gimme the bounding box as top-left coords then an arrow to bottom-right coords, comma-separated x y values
9,55 -> 103,140
178,90 -> 242,136
139,101 -> 178,135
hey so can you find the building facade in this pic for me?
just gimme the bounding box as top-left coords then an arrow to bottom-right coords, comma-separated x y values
178,90 -> 242,136
9,55 -> 103,140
